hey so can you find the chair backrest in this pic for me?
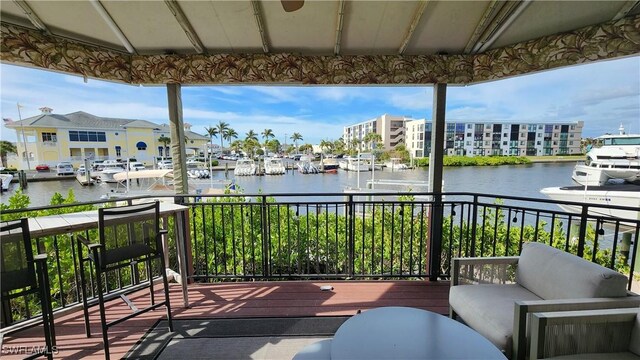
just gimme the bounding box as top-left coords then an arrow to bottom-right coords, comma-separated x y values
516,242 -> 628,299
0,218 -> 36,293
98,201 -> 161,269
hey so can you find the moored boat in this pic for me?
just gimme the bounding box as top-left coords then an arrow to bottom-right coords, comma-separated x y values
264,158 -> 286,175
234,159 -> 257,176
572,125 -> 640,186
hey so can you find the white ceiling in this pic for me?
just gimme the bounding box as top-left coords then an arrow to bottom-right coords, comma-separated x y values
2,0 -> 638,56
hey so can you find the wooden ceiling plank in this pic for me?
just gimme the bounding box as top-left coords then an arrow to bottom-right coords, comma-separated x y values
613,0 -> 640,20
89,0 -> 136,54
12,0 -> 50,35
250,0 -> 270,53
164,0 -> 205,54
334,0 -> 346,55
463,0 -> 504,54
398,0 -> 429,55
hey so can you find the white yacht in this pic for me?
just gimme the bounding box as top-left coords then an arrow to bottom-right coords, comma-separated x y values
264,158 -> 286,175
384,158 -> 409,171
572,125 -> 640,186
0,173 -> 13,192
297,155 -> 318,174
540,184 -> 640,222
97,163 -> 125,183
342,154 -> 372,172
234,159 -> 257,176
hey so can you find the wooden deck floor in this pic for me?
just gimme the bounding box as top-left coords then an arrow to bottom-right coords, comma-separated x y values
1,280 -> 450,359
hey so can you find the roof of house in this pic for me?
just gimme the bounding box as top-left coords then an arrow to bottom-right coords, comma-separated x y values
5,111 -> 208,140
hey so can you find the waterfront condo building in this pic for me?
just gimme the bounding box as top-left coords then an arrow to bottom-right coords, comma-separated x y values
404,119 -> 584,158
343,114 -> 414,151
3,107 -> 209,169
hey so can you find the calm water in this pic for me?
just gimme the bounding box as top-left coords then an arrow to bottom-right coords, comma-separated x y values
2,162 -> 576,207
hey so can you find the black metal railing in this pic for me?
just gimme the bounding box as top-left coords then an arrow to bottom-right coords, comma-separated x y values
1,191 -> 639,327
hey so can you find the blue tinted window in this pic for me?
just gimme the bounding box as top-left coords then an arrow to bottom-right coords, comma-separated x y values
69,131 -> 79,141
97,133 -> 106,141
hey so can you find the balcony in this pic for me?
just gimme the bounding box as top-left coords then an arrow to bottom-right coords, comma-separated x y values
1,192 -> 639,359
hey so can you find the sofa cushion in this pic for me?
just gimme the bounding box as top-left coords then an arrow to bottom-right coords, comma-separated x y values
516,242 -> 628,300
629,309 -> 640,356
449,284 -> 541,352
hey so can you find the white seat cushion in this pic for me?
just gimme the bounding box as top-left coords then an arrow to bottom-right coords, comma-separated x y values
449,284 -> 541,352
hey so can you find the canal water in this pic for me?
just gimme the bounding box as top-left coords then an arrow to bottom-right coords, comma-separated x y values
2,162 -> 576,208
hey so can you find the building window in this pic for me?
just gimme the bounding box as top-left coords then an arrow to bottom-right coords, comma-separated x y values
136,141 -> 147,150
502,141 -> 507,146
115,146 -> 121,157
69,130 -> 106,142
42,132 -> 57,142
569,141 -> 574,145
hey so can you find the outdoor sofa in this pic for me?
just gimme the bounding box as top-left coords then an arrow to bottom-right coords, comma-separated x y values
449,241 -> 640,360
529,306 -> 640,359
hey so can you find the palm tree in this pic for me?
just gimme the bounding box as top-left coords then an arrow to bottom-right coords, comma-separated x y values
290,132 -> 303,153
0,140 -> 17,168
158,135 -> 171,160
204,126 -> 218,160
333,137 -> 345,154
261,129 -> 275,145
319,139 -> 333,154
245,130 -> 258,142
230,140 -> 243,154
363,132 -> 382,151
215,121 -> 229,150
223,128 -> 238,146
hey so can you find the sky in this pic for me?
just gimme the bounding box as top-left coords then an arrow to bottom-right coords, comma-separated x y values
1,56 -> 639,145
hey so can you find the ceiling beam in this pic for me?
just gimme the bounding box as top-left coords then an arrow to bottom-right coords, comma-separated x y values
13,0 -> 50,35
613,1 -> 640,21
89,0 -> 136,54
334,0 -> 346,55
464,0 -> 504,54
471,0 -> 532,54
164,0 -> 205,54
398,0 -> 429,55
251,0 -> 270,53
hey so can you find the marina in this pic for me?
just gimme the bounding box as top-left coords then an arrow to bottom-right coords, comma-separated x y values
2,162 -> 576,207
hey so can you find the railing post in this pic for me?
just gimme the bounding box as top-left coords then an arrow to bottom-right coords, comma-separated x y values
428,194 -> 444,281
261,195 -> 270,277
348,195 -> 355,278
577,205 -> 588,258
470,195 -> 478,257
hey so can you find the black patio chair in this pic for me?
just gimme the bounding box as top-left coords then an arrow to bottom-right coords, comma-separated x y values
77,201 -> 173,359
1,218 -> 56,360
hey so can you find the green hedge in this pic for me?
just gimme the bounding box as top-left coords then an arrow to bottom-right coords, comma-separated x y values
414,156 -> 531,167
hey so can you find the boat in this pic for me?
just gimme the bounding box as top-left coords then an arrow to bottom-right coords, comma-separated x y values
384,158 -> 409,171
342,154 -> 372,172
76,166 -> 96,186
0,173 -> 13,192
233,159 -> 257,176
320,158 -> 339,171
297,155 -> 319,174
540,184 -> 640,222
96,163 -> 125,183
187,169 -> 210,179
264,158 -> 286,175
101,169 -> 175,200
571,125 -> 640,186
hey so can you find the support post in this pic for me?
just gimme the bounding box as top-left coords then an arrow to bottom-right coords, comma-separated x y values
167,83 -> 189,197
428,83 -> 447,281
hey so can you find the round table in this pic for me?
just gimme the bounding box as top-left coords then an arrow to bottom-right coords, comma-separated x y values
331,307 -> 506,359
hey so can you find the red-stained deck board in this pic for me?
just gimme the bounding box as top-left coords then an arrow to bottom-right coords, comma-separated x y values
2,280 -> 450,359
